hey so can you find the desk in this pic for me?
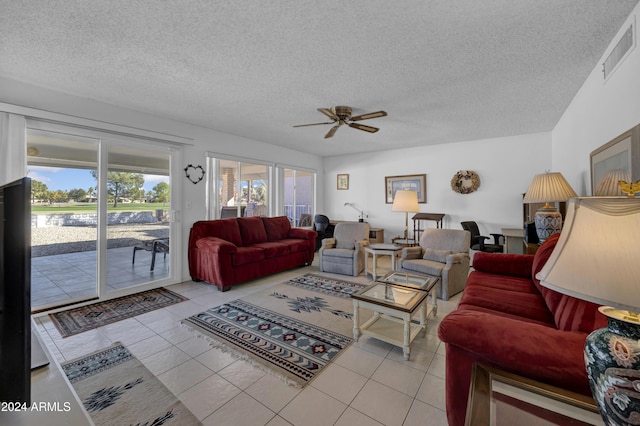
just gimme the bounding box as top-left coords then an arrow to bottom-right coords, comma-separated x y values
501,228 -> 524,254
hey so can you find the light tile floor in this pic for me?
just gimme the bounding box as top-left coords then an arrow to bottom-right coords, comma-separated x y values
33,258 -> 460,426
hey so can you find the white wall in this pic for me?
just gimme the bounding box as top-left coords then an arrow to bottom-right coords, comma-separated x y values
323,132 -> 551,242
0,78 -> 324,282
553,4 -> 640,195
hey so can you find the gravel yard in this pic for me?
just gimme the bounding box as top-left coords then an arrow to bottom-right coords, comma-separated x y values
32,223 -> 169,257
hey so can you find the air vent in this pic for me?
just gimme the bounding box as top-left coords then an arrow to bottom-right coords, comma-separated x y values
603,23 -> 634,80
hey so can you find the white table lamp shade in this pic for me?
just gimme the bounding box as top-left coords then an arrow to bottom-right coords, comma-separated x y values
392,190 -> 419,212
535,197 -> 640,312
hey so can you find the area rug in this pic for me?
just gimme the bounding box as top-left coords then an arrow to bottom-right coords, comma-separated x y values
62,342 -> 200,425
50,288 -> 188,338
181,273 -> 371,387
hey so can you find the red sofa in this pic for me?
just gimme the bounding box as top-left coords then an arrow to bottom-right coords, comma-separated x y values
188,216 -> 316,291
437,234 -> 607,426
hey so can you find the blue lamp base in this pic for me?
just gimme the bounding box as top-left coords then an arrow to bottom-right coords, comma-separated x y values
584,307 -> 640,425
534,205 -> 562,243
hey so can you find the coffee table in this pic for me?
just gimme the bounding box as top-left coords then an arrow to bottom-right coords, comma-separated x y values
351,272 -> 439,360
364,243 -> 403,280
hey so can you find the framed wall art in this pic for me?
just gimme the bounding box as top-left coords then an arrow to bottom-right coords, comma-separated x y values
590,124 -> 640,195
385,174 -> 426,203
337,173 -> 349,190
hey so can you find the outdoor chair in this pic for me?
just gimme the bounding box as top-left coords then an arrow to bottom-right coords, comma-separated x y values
132,238 -> 169,271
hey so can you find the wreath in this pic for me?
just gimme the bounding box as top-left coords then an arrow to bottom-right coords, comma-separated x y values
451,170 -> 480,194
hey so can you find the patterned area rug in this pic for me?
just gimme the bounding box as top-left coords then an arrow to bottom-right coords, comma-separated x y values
62,342 -> 200,425
181,273 -> 371,387
50,288 -> 188,338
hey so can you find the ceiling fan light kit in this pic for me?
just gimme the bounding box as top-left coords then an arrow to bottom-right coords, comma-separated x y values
293,106 -> 387,139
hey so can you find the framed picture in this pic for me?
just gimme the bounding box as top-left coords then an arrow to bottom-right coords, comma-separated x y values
385,174 -> 426,204
590,124 -> 640,195
466,364 -> 601,426
337,174 -> 349,190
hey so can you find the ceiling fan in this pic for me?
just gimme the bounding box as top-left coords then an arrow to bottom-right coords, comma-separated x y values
293,106 -> 387,139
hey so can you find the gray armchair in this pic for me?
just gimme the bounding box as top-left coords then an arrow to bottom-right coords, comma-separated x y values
319,222 -> 370,276
398,228 -> 470,300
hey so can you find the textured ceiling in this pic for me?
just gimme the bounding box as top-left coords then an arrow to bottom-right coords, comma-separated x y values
1,1 -> 638,157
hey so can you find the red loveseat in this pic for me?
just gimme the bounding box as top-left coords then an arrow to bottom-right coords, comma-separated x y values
437,233 -> 607,426
188,216 -> 316,291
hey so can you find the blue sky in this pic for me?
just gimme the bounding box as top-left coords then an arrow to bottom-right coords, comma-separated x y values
28,166 -> 169,193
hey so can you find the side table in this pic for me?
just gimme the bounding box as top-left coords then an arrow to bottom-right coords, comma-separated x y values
364,243 -> 402,280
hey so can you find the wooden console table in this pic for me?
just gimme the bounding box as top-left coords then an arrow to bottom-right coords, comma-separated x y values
412,213 -> 446,241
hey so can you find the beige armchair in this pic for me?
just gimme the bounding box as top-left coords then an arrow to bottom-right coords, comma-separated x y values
319,222 -> 370,276
398,228 -> 470,300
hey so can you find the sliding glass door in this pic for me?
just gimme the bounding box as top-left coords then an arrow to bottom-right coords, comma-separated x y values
27,122 -> 179,311
208,156 -> 271,219
283,168 -> 315,227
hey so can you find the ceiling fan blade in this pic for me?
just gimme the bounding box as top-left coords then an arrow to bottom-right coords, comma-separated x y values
348,122 -> 379,133
293,121 -> 335,127
318,108 -> 339,121
350,110 -> 387,121
325,125 -> 340,139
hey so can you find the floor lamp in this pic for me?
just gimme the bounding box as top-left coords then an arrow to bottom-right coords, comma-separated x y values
391,190 -> 419,242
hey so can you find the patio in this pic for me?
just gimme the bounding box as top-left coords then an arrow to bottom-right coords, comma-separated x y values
31,246 -> 170,309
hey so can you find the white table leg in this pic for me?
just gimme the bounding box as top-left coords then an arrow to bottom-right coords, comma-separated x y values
353,300 -> 360,341
403,316 -> 410,360
372,252 -> 378,280
419,302 -> 427,338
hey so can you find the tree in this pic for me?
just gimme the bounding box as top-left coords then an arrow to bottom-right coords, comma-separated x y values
87,187 -> 95,202
90,171 -> 144,207
67,188 -> 87,202
31,180 -> 48,203
151,182 -> 170,204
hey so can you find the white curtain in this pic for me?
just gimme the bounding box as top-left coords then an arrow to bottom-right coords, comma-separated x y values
0,112 -> 26,185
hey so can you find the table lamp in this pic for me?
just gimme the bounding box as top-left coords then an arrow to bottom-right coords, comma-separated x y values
535,196 -> 640,425
523,171 -> 577,243
391,190 -> 419,241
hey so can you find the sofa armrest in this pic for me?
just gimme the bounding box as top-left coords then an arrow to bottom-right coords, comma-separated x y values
289,228 -> 317,240
195,237 -> 237,254
472,252 -> 534,278
354,239 -> 370,251
400,246 -> 422,261
446,252 -> 468,265
321,238 -> 336,249
438,309 -> 589,389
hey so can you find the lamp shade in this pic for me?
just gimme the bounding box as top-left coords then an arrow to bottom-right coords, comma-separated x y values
535,197 -> 640,312
523,172 -> 578,203
594,169 -> 631,196
391,190 -> 419,213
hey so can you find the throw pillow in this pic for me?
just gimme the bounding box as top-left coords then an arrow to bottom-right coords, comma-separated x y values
336,240 -> 355,250
423,248 -> 452,263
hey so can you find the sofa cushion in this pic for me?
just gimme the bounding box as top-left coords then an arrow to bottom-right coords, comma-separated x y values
322,248 -> 356,258
251,242 -> 290,258
472,252 -> 535,278
423,248 -> 452,262
237,216 -> 268,246
262,216 -> 291,241
192,218 -> 243,247
401,259 -> 444,277
280,239 -> 308,253
460,285 -> 555,325
531,233 -> 560,290
336,240 -> 355,249
232,246 -> 265,266
466,270 -> 539,294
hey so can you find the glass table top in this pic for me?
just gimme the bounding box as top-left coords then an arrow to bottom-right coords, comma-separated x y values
352,282 -> 427,312
379,271 -> 439,291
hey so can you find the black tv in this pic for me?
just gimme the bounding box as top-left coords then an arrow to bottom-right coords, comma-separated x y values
0,177 -> 31,404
